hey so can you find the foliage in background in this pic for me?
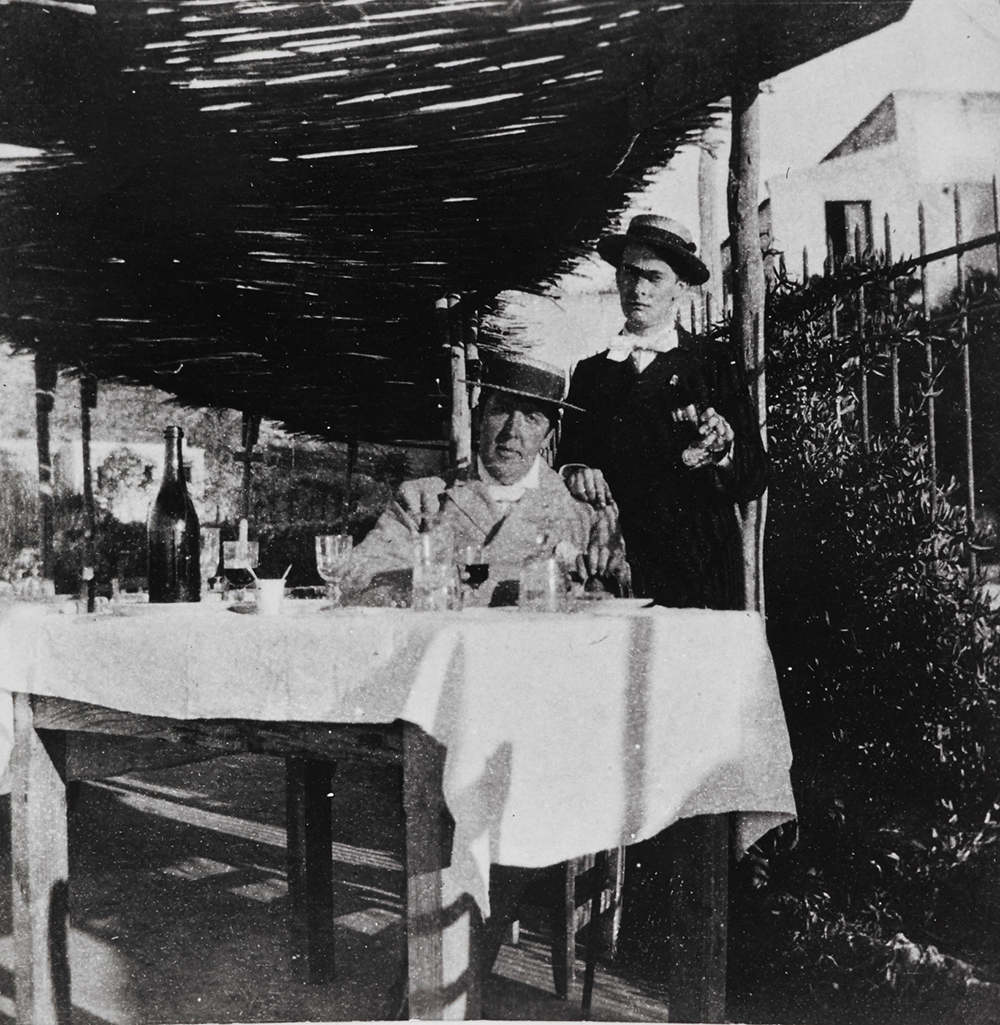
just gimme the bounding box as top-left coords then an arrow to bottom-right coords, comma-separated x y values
729,258 -> 1000,1024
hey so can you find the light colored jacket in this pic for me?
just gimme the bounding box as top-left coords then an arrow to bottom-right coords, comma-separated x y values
344,462 -> 623,605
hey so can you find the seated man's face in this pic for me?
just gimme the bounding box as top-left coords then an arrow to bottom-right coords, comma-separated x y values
479,391 -> 553,485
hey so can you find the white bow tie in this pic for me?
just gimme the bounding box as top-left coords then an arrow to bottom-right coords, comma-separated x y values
606,328 -> 678,362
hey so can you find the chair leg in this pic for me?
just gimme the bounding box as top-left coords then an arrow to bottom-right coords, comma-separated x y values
581,850 -> 608,1017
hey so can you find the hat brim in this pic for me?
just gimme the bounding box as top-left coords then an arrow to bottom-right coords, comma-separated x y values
468,380 -> 586,415
597,234 -> 710,286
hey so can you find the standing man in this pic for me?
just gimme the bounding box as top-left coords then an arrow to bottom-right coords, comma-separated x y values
558,214 -> 768,610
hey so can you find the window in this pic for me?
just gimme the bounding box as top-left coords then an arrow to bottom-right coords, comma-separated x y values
826,201 -> 873,262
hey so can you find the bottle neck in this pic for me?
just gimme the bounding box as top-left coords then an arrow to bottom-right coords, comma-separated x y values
162,427 -> 182,484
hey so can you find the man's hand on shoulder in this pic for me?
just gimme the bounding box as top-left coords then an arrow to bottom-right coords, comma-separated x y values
560,464 -> 614,509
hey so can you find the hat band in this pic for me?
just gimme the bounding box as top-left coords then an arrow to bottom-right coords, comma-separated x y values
627,226 -> 696,253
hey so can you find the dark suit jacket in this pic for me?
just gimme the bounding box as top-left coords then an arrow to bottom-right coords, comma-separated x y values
557,331 -> 768,609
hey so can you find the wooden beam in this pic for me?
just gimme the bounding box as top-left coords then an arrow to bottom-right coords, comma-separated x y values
727,67 -> 767,615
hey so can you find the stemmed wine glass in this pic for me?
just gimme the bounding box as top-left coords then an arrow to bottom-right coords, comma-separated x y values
315,534 -> 354,606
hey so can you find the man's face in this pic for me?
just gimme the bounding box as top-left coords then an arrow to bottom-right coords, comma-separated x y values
616,241 -> 689,335
479,390 -> 554,485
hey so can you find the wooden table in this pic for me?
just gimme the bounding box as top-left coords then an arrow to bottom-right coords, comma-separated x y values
1,601 -> 796,1022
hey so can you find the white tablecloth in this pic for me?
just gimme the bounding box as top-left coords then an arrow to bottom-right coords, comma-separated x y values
0,602 -> 796,916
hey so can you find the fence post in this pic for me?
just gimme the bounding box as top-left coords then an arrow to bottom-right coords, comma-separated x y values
918,203 -> 938,518
954,186 -> 977,577
855,226 -> 870,447
885,212 -> 900,429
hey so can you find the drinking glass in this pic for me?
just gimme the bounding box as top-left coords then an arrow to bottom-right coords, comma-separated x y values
412,533 -> 457,611
315,534 -> 353,605
222,539 -> 259,601
458,544 -> 489,592
200,527 -> 221,593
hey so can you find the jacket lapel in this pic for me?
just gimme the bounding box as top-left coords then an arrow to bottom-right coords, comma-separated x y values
440,479 -> 501,539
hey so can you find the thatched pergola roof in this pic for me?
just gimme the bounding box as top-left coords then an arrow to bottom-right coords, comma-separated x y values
0,0 -> 910,445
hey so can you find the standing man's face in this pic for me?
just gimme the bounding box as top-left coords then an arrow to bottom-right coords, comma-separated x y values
616,241 -> 689,335
478,391 -> 553,485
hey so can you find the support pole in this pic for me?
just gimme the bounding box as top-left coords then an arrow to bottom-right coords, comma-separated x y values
80,375 -> 98,612
728,71 -> 767,615
240,411 -> 261,522
34,357 -> 58,580
437,294 -> 472,475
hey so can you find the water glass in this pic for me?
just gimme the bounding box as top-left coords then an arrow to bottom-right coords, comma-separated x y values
519,553 -> 567,612
412,534 -> 457,611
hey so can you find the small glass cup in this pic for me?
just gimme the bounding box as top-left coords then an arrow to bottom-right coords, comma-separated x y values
200,527 -> 221,593
255,578 -> 286,616
315,534 -> 353,606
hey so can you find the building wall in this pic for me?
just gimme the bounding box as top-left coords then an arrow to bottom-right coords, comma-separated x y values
765,92 -> 1000,307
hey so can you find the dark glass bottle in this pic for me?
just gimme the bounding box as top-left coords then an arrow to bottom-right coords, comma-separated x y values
147,426 -> 201,602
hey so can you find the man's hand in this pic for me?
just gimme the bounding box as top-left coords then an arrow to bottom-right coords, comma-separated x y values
562,464 -> 614,509
574,502 -> 626,582
681,407 -> 733,469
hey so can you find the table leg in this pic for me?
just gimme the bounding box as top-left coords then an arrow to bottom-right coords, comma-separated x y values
665,813 -> 730,1024
11,693 -> 71,1025
285,756 -> 336,984
401,723 -> 480,1020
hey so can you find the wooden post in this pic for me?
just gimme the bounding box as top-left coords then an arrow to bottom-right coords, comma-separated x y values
698,127 -> 725,304
80,375 -> 98,612
855,226 -> 870,447
993,175 -> 1000,280
34,357 -> 58,580
954,185 -> 977,576
802,246 -> 809,283
12,693 -> 71,1025
240,411 -> 261,522
886,213 -> 901,428
728,70 -> 767,616
438,295 -> 472,475
919,202 -> 938,517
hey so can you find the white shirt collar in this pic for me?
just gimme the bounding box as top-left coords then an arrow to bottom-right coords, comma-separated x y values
476,454 -> 542,503
605,322 -> 679,362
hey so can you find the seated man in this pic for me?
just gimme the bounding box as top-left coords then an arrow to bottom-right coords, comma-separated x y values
343,354 -> 627,605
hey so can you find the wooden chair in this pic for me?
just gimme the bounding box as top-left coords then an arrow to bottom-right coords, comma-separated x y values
518,848 -> 625,1013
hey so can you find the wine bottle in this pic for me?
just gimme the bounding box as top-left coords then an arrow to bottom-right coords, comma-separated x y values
147,426 -> 201,602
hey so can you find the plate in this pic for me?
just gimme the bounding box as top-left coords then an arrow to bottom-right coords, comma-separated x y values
109,601 -> 221,616
578,597 -> 654,614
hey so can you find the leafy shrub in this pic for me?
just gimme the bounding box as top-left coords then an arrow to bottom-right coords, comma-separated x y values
730,260 -> 1000,1022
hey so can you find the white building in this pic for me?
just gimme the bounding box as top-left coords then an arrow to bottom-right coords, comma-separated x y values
0,439 -> 207,524
764,90 -> 1000,306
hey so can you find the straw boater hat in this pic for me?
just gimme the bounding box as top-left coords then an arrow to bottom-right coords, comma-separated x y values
469,353 -> 584,413
597,214 -> 710,286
